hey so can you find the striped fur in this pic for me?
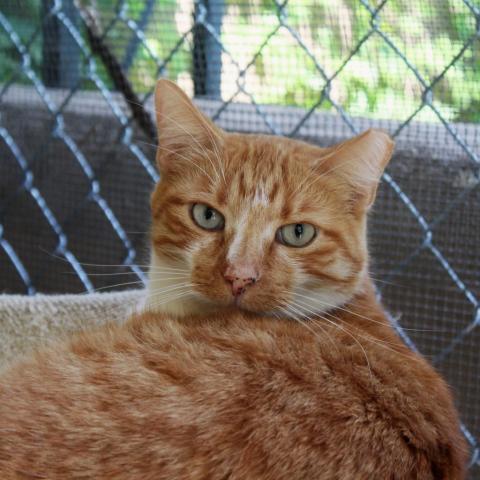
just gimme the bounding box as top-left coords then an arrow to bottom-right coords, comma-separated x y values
147,81 -> 392,318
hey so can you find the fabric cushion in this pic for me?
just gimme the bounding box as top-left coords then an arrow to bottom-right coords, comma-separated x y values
0,290 -> 144,369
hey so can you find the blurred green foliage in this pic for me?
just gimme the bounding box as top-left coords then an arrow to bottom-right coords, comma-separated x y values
222,0 -> 480,122
0,0 -> 42,85
1,0 -> 478,123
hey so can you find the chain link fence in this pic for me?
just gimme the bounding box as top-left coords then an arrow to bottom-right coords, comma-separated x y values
0,0 -> 479,474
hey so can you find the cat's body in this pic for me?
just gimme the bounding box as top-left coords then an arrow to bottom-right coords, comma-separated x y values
0,80 -> 467,478
0,282 -> 466,479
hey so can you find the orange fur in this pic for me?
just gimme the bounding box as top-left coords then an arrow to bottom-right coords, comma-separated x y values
0,80 -> 467,479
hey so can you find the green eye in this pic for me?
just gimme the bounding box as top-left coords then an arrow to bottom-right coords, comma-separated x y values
191,203 -> 225,231
277,223 -> 316,247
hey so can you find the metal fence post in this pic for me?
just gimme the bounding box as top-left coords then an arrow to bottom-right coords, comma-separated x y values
193,0 -> 224,98
41,0 -> 80,88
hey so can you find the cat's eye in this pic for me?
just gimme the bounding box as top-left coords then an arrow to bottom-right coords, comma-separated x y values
277,223 -> 316,248
191,203 -> 225,231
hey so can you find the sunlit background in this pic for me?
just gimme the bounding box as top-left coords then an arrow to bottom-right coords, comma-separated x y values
2,0 -> 479,122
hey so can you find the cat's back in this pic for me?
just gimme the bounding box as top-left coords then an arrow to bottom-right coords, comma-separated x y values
0,312 -> 466,479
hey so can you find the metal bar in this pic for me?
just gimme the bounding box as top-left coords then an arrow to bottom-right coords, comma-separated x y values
41,0 -> 80,88
193,0 -> 224,98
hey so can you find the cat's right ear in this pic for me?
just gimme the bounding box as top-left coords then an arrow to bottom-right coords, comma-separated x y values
154,79 -> 223,173
315,129 -> 394,209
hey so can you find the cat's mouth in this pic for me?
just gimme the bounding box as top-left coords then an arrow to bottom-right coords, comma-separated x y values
192,282 -> 268,314
233,293 -> 249,309
226,285 -> 278,314
188,268 -> 283,315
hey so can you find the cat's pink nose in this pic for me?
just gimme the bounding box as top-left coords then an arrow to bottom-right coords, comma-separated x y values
223,264 -> 259,297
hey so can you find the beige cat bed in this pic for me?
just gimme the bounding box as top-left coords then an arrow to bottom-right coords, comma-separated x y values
0,290 -> 144,369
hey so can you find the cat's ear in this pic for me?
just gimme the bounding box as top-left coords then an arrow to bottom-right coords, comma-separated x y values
318,129 -> 394,209
154,79 -> 223,172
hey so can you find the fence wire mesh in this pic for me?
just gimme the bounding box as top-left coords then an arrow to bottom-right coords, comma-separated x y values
0,0 -> 479,473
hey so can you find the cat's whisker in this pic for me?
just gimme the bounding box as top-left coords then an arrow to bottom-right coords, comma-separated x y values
63,264 -> 192,283
63,271 -> 138,276
293,292 -> 394,344
319,311 -> 428,362
44,250 -> 182,274
291,296 -> 423,362
146,286 -> 194,301
145,281 -> 198,299
277,295 -> 334,345
142,275 -> 191,283
293,289 -> 446,333
148,265 -> 191,273
312,319 -> 373,380
271,310 -> 281,320
277,300 -> 317,333
148,282 -> 199,298
135,138 -> 161,150
368,275 -> 405,288
82,280 -> 146,294
147,276 -> 192,282
286,297 -> 373,378
148,271 -> 190,278
276,303 -> 329,347
145,289 -> 195,311
316,303 -> 428,353
148,267 -> 190,274
41,249 -> 152,269
74,271 -> 188,278
147,271 -> 191,279
285,299 -> 340,354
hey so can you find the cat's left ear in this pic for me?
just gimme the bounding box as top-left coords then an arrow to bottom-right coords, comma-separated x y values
154,79 -> 224,172
317,129 -> 394,209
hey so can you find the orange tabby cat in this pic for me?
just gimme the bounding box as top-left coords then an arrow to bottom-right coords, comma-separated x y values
0,80 -> 467,479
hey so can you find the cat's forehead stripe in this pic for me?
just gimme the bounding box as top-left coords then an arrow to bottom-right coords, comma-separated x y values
226,210 -> 249,262
269,181 -> 280,202
253,185 -> 269,206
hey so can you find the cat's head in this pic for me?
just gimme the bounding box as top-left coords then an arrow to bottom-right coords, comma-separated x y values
147,80 -> 394,317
